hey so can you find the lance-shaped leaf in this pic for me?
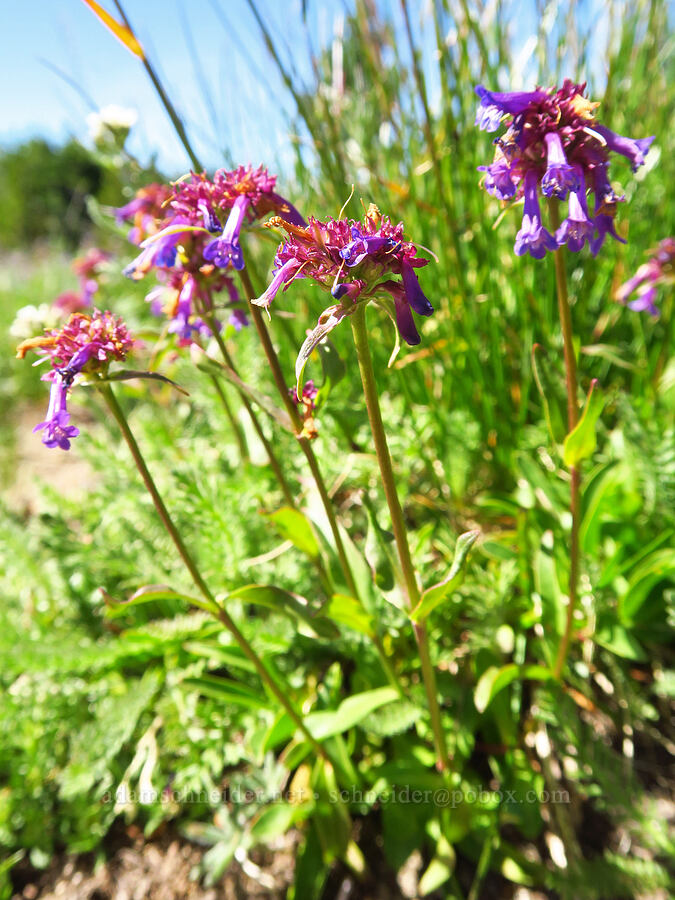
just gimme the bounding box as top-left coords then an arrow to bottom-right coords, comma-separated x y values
190,344 -> 292,431
474,664 -> 552,714
102,584 -> 219,616
410,530 -> 480,622
91,369 -> 189,396
295,303 -> 354,394
563,378 -> 605,467
81,0 -> 145,59
263,507 -> 321,559
227,584 -> 339,639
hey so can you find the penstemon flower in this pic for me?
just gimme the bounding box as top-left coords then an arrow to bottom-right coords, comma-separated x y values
475,80 -> 654,258
252,205 -> 433,380
616,237 -> 674,317
119,166 -> 304,340
16,310 -> 134,450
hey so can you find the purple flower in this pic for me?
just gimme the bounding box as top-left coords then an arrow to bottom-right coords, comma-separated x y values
475,85 -> 549,131
541,133 -> 580,199
592,125 -> 655,172
380,281 -> 421,346
33,380 -> 80,450
256,258 -> 303,309
514,171 -> 558,259
616,238 -> 674,317
401,259 -> 434,316
475,80 -> 653,258
339,226 -> 398,266
203,195 -> 249,270
556,169 -> 595,252
477,150 -> 518,200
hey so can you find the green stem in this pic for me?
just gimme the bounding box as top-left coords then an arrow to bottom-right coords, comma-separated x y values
238,268 -> 360,599
548,201 -> 581,681
204,316 -> 297,509
350,304 -> 449,770
208,372 -> 249,462
113,1 -> 202,172
238,269 -> 403,696
99,382 -> 328,761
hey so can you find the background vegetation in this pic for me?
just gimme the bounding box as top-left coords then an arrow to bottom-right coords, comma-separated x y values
0,1 -> 673,898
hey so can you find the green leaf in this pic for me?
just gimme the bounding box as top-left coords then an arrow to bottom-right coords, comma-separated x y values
182,674 -> 269,709
475,664 -> 552,713
95,369 -> 189,395
595,623 -> 647,661
228,584 -> 339,639
249,802 -> 313,843
563,379 -> 605,467
325,594 -> 375,636
618,548 -> 675,626
102,584 -> 218,616
263,507 -> 321,558
411,531 -> 479,622
304,687 -> 399,740
363,498 -> 397,592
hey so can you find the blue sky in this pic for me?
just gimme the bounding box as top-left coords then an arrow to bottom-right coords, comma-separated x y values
2,0 -> 336,174
3,1 -> 613,177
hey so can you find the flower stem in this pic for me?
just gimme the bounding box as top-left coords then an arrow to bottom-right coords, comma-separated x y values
204,316 -> 297,509
548,201 -> 581,680
98,382 -> 329,761
112,1 -> 202,172
350,304 -> 449,770
238,267 -> 360,600
238,269 -> 403,696
208,372 -> 249,462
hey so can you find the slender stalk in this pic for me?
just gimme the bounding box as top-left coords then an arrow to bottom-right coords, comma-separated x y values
350,304 -> 449,770
548,201 -> 581,680
203,314 -> 297,509
238,267 -> 360,600
112,1 -> 202,172
98,382 -> 328,761
208,372 -> 249,462
238,269 -> 403,696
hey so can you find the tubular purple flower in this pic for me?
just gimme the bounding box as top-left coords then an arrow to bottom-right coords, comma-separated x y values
331,280 -> 363,301
380,281 -> 420,346
268,193 -> 307,228
475,85 -> 548,131
592,125 -> 655,172
477,157 -> 517,200
514,171 -> 558,259
401,259 -> 434,316
33,379 -> 80,450
255,258 -> 303,309
203,195 -> 249,270
556,169 -> 595,252
541,132 -> 580,199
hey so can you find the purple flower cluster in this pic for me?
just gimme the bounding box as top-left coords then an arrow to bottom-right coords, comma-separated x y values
17,310 -> 134,450
616,237 -> 674,317
117,166 -> 304,341
253,205 -> 433,346
475,80 -> 654,258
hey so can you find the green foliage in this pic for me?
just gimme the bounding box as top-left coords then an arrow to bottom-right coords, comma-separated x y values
1,0 -> 674,898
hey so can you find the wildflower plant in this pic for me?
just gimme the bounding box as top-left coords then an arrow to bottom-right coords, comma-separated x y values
16,309 -> 134,450
475,80 -> 654,257
475,78 -> 655,678
254,204 -> 433,385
